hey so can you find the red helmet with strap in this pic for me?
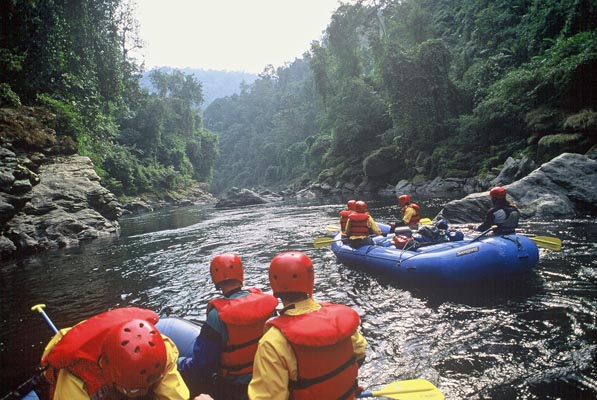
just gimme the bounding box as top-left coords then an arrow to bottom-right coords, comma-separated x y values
101,319 -> 166,393
398,194 -> 410,206
489,186 -> 507,199
355,201 -> 367,213
347,200 -> 357,211
269,251 -> 314,298
210,253 -> 244,288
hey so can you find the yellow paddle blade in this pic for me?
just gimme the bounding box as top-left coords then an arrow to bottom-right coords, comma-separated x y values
360,379 -> 444,400
325,225 -> 341,231
530,235 -> 562,251
313,236 -> 343,248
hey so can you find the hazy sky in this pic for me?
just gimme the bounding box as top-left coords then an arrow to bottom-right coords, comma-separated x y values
135,0 -> 355,73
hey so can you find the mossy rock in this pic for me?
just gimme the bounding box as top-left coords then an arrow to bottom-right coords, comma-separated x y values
443,169 -> 472,179
563,109 -> 597,134
537,133 -> 592,163
412,174 -> 428,185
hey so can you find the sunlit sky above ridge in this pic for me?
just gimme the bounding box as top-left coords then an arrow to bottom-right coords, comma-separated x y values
135,0 -> 357,74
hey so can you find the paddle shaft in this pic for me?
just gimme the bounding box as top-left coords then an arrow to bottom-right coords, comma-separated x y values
31,304 -> 59,334
314,234 -> 377,248
470,225 -> 496,243
1,305 -> 60,400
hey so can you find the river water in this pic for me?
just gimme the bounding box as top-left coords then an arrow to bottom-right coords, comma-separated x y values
1,197 -> 596,399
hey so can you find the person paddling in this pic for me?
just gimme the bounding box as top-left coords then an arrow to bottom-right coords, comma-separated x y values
470,186 -> 520,235
345,200 -> 382,248
339,199 -> 357,237
391,194 -> 421,231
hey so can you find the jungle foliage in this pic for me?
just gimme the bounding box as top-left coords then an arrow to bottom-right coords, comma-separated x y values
204,0 -> 597,194
0,0 -> 217,198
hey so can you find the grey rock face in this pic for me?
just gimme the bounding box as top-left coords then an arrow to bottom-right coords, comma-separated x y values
1,153 -> 122,258
439,153 -> 597,223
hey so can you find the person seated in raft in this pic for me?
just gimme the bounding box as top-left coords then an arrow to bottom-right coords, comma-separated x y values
178,254 -> 277,400
469,186 -> 520,235
248,251 -> 368,400
339,199 -> 357,237
345,200 -> 382,248
389,194 -> 421,233
39,307 -> 192,400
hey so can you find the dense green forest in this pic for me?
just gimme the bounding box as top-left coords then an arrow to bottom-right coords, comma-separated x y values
204,0 -> 597,194
1,0 -> 596,199
0,0 -> 218,199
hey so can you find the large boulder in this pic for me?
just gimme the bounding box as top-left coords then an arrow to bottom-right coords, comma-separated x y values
439,152 -> 597,223
2,154 -> 122,257
215,187 -> 284,208
490,155 -> 537,186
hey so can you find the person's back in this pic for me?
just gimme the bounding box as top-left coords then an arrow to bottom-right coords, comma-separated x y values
179,254 -> 277,400
339,200 -> 357,237
41,307 -> 189,400
248,251 -> 367,400
345,201 -> 381,248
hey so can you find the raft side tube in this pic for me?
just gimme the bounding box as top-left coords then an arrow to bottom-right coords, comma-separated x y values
156,316 -> 202,358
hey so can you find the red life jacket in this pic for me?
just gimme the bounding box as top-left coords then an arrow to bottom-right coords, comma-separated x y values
208,288 -> 278,378
402,203 -> 421,226
339,210 -> 354,232
42,307 -> 159,400
347,212 -> 370,237
267,303 -> 360,400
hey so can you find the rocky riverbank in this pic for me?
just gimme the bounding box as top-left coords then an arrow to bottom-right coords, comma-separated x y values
0,149 -> 122,259
0,107 -> 214,261
2,106 -> 595,261
217,150 -> 597,224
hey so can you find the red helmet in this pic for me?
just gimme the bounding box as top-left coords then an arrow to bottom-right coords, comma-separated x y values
102,319 -> 167,393
347,200 -> 357,211
210,253 -> 244,288
269,251 -> 314,298
398,195 -> 410,206
355,201 -> 367,213
489,186 -> 507,199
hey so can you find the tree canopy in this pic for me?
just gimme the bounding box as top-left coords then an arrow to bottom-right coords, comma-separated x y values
0,0 -> 217,198
205,0 -> 597,194
2,0 -> 595,198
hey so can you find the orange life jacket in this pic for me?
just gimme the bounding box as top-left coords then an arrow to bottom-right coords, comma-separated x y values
267,303 -> 360,400
402,203 -> 421,226
208,288 -> 278,378
339,209 -> 354,233
42,308 -> 159,400
347,212 -> 370,237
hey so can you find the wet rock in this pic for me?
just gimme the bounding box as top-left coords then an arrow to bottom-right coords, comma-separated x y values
490,155 -> 537,186
215,187 -> 283,208
439,152 -> 597,223
1,153 -> 122,259
123,200 -> 154,213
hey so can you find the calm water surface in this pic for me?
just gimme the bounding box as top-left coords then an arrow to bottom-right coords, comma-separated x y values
1,198 -> 596,399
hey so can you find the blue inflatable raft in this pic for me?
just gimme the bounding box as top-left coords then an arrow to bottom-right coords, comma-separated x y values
13,316 -> 201,400
331,224 -> 539,284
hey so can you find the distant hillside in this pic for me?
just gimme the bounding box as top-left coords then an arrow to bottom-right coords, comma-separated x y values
140,67 -> 258,110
